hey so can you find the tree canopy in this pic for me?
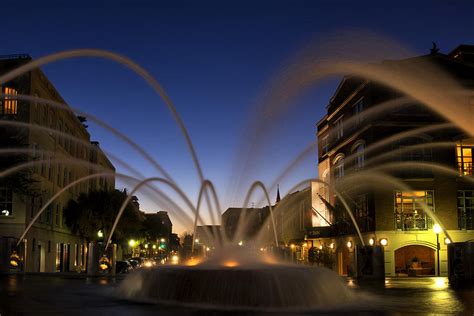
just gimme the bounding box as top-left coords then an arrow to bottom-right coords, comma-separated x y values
63,189 -> 145,243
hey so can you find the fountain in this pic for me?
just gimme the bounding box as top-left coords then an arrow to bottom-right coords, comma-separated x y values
1,32 -> 474,312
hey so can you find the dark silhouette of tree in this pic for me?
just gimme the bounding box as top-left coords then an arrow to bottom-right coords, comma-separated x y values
0,125 -> 39,196
63,189 -> 145,243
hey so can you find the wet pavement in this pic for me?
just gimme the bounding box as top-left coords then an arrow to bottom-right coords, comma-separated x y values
0,274 -> 473,315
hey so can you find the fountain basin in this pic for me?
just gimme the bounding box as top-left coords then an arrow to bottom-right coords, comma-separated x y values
116,263 -> 357,311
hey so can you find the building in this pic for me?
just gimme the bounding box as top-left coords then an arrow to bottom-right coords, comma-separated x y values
221,187 -> 313,251
0,54 -> 115,273
222,206 -> 274,246
143,211 -> 173,244
312,44 -> 474,276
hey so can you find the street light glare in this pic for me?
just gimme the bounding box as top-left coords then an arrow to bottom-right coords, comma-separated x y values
433,224 -> 442,234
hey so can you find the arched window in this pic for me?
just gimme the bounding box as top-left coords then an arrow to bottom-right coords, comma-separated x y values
333,154 -> 344,179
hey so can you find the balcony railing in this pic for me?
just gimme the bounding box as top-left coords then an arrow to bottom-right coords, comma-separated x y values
458,162 -> 473,176
395,214 -> 432,231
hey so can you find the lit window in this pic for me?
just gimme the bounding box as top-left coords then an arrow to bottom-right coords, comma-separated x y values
1,86 -> 18,115
456,144 -> 472,176
0,188 -> 13,216
457,190 -> 473,230
394,191 -> 434,231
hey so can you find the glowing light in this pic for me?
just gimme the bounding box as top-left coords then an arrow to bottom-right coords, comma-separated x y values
97,230 -> 103,238
195,239 -> 199,243
290,244 -> 295,249
186,258 -> 201,266
128,239 -> 136,247
303,243 -> 308,247
160,238 -> 165,243
369,238 -> 375,246
433,223 -> 442,234
98,255 -> 110,271
238,241 -> 243,246
444,238 -> 451,244
9,252 -> 21,267
1,210 -> 9,216
144,244 -> 149,249
380,238 -> 388,246
433,278 -> 448,289
99,264 -> 108,270
206,247 -> 210,251
223,261 -> 238,267
319,245 -> 323,250
152,244 -> 157,249
329,243 -> 335,249
171,255 -> 179,264
347,241 -> 352,248
144,261 -> 153,267
260,248 -> 264,251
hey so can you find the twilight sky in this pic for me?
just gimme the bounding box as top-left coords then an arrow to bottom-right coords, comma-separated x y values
2,1 -> 473,233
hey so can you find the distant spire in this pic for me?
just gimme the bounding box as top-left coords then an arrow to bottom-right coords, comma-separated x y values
430,41 -> 440,55
276,185 -> 281,203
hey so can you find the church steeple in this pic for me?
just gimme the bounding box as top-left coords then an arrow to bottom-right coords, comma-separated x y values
276,185 -> 281,204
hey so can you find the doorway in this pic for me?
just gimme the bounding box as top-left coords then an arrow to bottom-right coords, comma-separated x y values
395,245 -> 435,276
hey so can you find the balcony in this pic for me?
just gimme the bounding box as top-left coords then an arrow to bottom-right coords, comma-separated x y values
458,162 -> 473,176
395,213 -> 432,231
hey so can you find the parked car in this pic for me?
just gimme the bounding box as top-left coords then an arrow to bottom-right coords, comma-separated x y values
116,260 -> 132,274
128,259 -> 140,269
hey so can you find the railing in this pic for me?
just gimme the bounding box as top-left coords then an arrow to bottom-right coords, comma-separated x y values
458,162 -> 473,176
0,54 -> 31,61
395,214 -> 432,231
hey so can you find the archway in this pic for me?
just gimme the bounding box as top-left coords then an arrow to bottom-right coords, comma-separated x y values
395,245 -> 435,276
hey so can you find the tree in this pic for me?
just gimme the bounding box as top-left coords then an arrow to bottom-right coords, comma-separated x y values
0,125 -> 39,196
63,189 -> 145,243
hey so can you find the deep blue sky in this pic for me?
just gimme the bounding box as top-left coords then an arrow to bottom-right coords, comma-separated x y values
2,1 -> 474,233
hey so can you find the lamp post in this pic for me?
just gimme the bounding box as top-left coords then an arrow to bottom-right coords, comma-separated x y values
433,224 -> 442,276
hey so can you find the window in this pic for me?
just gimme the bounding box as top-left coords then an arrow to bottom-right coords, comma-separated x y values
393,137 -> 433,178
55,205 -> 60,226
1,86 -> 18,115
321,135 -> 329,154
355,194 -> 368,218
334,155 -> 344,179
457,190 -> 474,230
353,98 -> 364,125
394,191 -> 434,231
0,188 -> 13,216
334,116 -> 344,140
354,143 -> 365,170
456,144 -> 473,176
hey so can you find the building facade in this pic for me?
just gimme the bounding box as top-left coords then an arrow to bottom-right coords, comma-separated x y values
312,45 -> 474,276
0,54 -> 115,273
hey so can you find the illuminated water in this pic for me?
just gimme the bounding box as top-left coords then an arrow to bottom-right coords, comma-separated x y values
1,33 -> 473,312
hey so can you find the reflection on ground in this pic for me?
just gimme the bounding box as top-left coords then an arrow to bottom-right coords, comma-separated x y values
0,274 -> 472,315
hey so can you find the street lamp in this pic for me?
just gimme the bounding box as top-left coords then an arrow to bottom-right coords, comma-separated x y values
97,230 -> 104,239
433,223 -> 442,276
